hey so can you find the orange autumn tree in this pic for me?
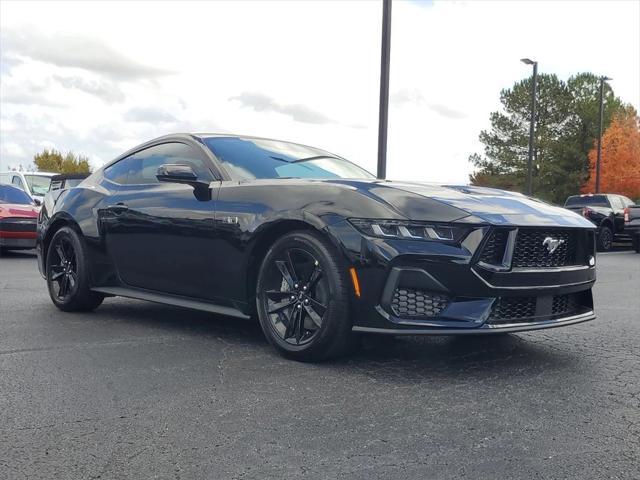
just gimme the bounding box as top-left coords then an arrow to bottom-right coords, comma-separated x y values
582,107 -> 640,199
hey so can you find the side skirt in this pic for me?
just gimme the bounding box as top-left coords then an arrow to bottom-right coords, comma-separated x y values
91,286 -> 251,319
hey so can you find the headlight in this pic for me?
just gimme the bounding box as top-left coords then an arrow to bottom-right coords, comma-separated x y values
348,218 -> 471,243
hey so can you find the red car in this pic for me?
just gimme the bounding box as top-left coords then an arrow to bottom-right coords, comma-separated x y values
0,184 -> 40,252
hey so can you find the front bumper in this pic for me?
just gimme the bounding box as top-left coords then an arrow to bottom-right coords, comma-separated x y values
0,235 -> 37,249
353,310 -> 595,335
328,221 -> 597,335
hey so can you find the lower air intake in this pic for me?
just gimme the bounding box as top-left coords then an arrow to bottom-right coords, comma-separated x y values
488,296 -> 536,324
487,292 -> 590,325
391,288 -> 450,318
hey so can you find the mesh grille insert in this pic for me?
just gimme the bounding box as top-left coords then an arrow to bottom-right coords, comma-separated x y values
478,229 -> 509,265
487,293 -> 589,325
488,296 -> 536,324
512,229 -> 579,268
552,294 -> 581,317
391,288 -> 450,318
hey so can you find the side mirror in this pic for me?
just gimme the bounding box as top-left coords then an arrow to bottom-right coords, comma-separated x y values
156,164 -> 211,201
156,164 -> 198,183
33,198 -> 42,206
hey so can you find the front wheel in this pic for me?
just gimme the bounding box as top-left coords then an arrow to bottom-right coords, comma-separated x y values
46,226 -> 104,312
256,230 -> 353,361
597,225 -> 613,252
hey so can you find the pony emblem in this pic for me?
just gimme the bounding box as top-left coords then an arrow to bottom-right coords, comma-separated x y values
542,236 -> 565,254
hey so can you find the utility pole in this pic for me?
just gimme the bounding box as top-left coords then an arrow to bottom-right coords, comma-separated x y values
376,0 -> 392,179
520,58 -> 537,196
595,76 -> 612,193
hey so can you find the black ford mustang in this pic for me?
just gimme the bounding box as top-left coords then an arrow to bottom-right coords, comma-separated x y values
37,134 -> 597,360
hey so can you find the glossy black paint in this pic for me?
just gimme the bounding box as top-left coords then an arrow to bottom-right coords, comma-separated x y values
37,134 -> 598,334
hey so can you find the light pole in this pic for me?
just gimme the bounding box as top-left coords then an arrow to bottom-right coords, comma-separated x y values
520,58 -> 537,196
377,0 -> 392,179
595,76 -> 612,193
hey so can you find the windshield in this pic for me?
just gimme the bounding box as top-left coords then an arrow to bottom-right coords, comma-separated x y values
0,185 -> 34,205
565,195 -> 610,207
23,175 -> 52,196
203,137 -> 374,181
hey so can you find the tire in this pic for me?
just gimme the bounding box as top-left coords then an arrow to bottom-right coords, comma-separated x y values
597,225 -> 613,252
255,230 -> 353,361
46,226 -> 104,312
633,234 -> 640,253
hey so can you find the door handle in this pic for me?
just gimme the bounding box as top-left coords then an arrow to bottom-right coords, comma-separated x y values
105,203 -> 128,214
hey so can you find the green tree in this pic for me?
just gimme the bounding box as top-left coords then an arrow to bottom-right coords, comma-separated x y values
33,149 -> 91,174
470,73 -> 624,204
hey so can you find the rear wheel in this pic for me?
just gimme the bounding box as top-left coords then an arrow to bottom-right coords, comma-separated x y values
46,227 -> 104,312
256,230 -> 353,361
597,225 -> 613,252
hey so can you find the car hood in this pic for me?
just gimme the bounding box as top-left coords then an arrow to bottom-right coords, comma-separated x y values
324,180 -> 595,228
0,203 -> 40,219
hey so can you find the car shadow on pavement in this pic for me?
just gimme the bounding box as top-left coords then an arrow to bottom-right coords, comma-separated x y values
90,298 -> 579,379
344,333 -> 576,375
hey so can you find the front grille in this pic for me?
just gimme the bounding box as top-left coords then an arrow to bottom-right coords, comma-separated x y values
391,288 -> 450,318
488,296 -> 536,324
478,228 -> 584,269
512,229 -> 579,268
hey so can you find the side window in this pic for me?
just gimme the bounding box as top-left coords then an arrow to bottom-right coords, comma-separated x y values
12,175 -> 24,191
132,146 -> 168,184
104,156 -> 138,185
165,143 -> 215,181
610,196 -> 624,210
136,143 -> 215,184
104,143 -> 215,186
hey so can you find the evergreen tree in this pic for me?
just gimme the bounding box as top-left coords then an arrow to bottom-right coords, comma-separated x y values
470,73 -> 625,204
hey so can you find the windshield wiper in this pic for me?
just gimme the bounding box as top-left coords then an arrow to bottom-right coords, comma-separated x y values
290,155 -> 340,164
269,155 -> 340,164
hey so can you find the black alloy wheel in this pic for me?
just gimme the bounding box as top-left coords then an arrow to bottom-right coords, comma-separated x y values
256,231 -> 353,361
46,227 -> 104,312
49,235 -> 78,301
265,248 -> 326,345
597,225 -> 613,252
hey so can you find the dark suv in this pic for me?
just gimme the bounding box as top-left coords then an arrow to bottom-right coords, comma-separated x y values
564,194 -> 635,251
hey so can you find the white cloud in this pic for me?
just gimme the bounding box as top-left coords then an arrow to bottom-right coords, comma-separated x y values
230,92 -> 336,125
1,0 -> 638,184
1,28 -> 174,79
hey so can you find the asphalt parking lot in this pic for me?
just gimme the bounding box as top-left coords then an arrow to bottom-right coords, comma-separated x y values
1,250 -> 638,480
